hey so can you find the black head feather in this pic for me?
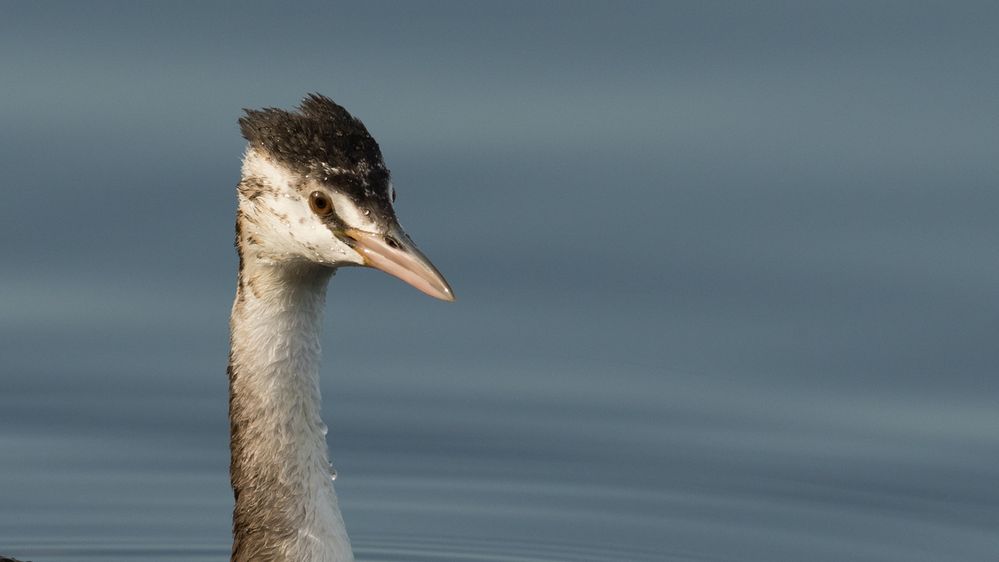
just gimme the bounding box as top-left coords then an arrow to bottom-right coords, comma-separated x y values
239,94 -> 390,193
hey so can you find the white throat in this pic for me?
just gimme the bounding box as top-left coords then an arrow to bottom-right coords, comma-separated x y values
228,258 -> 354,562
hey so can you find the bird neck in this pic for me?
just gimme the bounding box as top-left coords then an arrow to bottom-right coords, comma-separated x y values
227,249 -> 354,562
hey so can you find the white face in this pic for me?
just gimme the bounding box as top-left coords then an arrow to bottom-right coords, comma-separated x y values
236,149 -> 455,301
238,149 -> 379,267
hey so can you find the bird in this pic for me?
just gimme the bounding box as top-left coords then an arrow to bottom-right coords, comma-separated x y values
226,94 -> 454,561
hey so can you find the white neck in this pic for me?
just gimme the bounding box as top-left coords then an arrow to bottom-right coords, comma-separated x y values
228,255 -> 353,562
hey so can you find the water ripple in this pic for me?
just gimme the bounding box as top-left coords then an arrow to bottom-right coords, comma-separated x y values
353,534 -> 676,562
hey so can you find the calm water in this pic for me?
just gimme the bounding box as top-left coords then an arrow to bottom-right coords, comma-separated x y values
2,2 -> 999,561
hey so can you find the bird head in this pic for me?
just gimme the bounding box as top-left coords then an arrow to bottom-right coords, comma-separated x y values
235,94 -> 454,301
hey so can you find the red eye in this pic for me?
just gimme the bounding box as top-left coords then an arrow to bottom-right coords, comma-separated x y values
309,191 -> 334,216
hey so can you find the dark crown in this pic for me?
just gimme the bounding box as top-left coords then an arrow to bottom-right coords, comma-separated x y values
239,94 -> 388,184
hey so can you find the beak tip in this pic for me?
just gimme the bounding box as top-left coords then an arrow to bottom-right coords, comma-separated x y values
429,284 -> 456,302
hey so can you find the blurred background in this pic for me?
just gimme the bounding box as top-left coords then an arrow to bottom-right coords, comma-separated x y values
1,2 -> 998,561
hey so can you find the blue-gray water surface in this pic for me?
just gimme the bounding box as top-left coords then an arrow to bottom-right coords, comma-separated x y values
2,2 -> 998,561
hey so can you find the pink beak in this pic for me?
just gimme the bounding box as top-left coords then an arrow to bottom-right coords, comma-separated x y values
344,225 -> 455,302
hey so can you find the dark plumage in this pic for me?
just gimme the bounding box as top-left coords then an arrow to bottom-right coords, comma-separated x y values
239,94 -> 390,198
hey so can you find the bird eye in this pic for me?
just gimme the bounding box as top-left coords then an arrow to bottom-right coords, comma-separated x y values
309,191 -> 334,216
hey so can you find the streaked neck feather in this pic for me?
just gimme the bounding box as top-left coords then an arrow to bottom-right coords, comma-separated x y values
228,251 -> 353,562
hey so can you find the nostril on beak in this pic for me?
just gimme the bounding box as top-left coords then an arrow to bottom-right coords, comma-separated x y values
384,235 -> 401,250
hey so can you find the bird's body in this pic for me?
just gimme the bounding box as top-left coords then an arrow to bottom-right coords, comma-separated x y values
227,95 -> 453,561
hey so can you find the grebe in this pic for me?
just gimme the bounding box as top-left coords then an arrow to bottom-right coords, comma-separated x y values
227,94 -> 453,561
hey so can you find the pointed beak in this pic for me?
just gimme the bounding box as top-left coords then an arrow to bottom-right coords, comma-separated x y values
343,223 -> 456,302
